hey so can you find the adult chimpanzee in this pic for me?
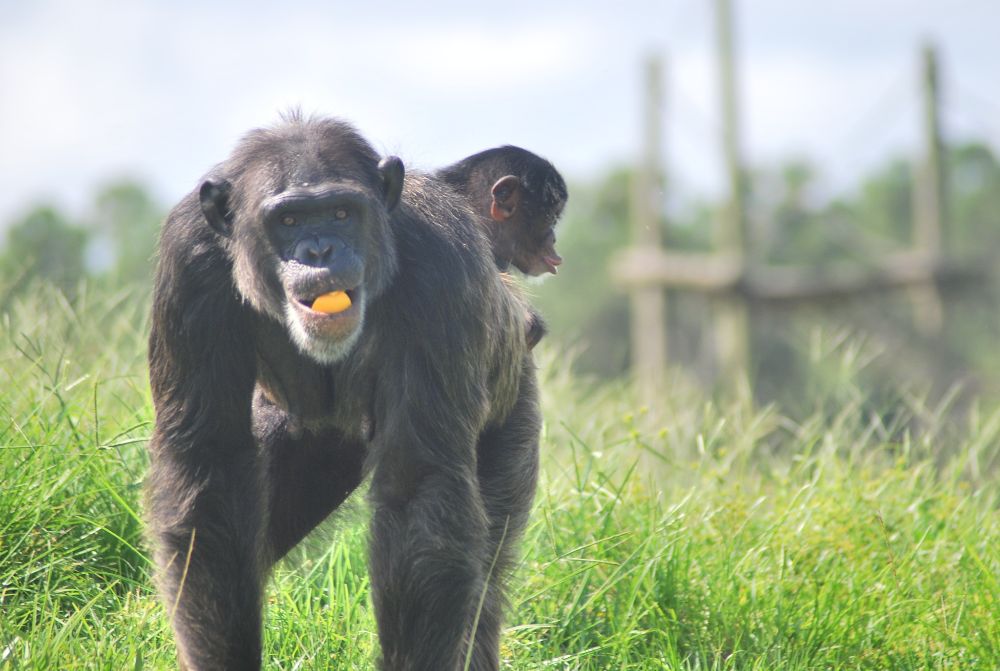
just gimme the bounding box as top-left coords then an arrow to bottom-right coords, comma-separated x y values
438,146 -> 568,349
146,113 -> 540,671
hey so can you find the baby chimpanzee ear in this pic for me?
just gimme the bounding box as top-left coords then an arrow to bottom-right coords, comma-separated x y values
489,175 -> 522,222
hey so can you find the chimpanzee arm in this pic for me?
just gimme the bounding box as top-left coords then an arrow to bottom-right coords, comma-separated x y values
146,197 -> 264,670
366,346 -> 492,671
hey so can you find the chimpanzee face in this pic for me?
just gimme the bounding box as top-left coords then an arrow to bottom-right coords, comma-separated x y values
199,132 -> 403,364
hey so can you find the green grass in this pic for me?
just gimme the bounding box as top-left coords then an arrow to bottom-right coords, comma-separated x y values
1,280 -> 998,669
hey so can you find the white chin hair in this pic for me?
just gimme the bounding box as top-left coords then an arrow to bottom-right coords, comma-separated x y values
284,303 -> 362,365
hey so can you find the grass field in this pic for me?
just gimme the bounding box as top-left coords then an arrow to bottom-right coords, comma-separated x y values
1,281 -> 998,670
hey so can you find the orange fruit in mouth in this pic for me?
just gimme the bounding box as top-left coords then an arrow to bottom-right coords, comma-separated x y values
311,291 -> 352,314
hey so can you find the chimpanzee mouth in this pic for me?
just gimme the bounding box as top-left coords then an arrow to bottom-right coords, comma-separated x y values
287,286 -> 365,355
285,287 -> 365,363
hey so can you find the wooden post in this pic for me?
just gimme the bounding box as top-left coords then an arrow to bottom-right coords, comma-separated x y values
910,42 -> 945,333
712,0 -> 750,383
915,42 -> 946,257
628,55 -> 668,396
716,0 -> 746,256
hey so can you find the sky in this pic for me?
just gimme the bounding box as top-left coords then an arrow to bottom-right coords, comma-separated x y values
1,0 -> 998,227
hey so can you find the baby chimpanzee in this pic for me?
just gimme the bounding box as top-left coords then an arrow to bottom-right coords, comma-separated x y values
439,147 -> 567,348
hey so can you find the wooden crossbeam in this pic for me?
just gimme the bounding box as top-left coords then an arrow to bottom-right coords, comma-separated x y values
611,248 -> 990,303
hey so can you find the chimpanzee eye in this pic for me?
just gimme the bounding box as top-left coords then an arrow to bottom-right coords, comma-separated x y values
282,215 -> 296,226
334,208 -> 349,220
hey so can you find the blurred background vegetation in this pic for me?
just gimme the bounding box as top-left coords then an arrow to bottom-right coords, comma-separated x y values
532,139 -> 1000,406
4,137 -> 1000,416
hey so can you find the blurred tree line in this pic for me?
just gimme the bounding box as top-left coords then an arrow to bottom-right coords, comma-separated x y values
4,142 -> 1000,405
0,180 -> 162,303
531,140 -> 1000,406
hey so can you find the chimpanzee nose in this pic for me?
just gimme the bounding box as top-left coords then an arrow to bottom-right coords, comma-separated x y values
293,237 -> 336,266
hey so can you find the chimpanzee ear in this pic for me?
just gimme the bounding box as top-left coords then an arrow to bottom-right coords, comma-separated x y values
378,156 -> 404,212
199,178 -> 234,237
490,175 -> 522,222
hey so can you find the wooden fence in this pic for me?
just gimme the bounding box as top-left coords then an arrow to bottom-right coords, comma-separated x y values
612,0 -> 989,394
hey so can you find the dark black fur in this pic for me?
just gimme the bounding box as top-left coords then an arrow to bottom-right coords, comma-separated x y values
524,310 -> 547,350
438,146 -> 567,277
146,114 -> 540,670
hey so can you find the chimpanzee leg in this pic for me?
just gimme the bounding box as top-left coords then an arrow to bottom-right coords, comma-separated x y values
468,360 -> 541,671
253,395 -> 367,564
367,412 -> 491,670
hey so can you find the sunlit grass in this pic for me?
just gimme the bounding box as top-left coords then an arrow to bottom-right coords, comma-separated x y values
1,280 -> 997,669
